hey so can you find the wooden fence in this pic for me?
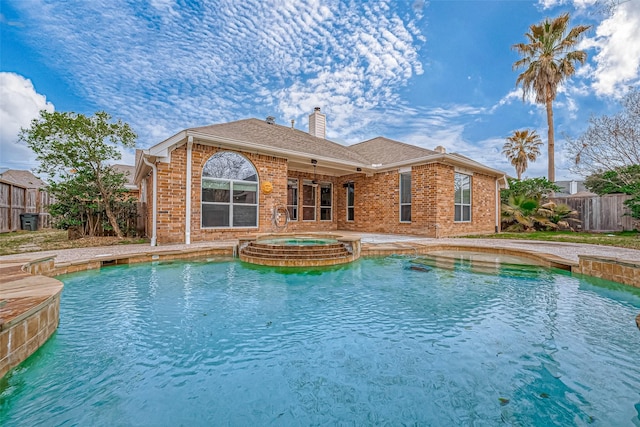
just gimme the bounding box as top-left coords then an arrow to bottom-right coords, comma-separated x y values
0,179 -> 52,232
551,194 -> 636,232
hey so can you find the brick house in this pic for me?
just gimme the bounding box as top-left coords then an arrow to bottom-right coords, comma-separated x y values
134,108 -> 507,245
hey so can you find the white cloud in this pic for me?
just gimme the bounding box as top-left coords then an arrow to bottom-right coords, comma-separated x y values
538,0 -> 598,9
586,0 -> 640,96
490,88 -> 539,114
9,0 -> 425,150
374,102 -> 583,181
0,72 -> 54,170
540,0 -> 640,97
538,0 -> 566,8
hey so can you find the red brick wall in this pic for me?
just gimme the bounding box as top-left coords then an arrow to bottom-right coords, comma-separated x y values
283,171 -> 339,233
146,143 -> 498,243
335,163 -> 497,237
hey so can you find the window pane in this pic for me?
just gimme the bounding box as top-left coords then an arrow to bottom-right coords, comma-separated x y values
202,180 -> 229,189
233,205 -> 257,227
202,204 -> 229,227
347,207 -> 354,221
454,173 -> 471,222
463,205 -> 471,222
320,184 -> 332,207
303,184 -> 315,205
347,186 -> 354,206
201,151 -> 260,229
303,206 -> 315,221
287,206 -> 298,221
287,180 -> 298,205
401,205 -> 411,222
233,187 -> 256,204
320,207 -> 332,221
455,205 -> 462,222
202,152 -> 257,181
233,182 -> 257,192
462,178 -> 471,204
202,180 -> 230,203
454,174 -> 462,204
400,173 -> 411,203
287,179 -> 298,221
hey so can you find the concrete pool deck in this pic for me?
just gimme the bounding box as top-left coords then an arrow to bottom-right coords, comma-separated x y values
1,232 -> 640,378
1,232 -> 640,265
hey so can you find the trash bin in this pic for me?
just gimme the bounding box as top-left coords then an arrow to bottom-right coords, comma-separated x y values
20,213 -> 39,231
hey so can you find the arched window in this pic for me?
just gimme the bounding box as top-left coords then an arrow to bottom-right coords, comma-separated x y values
201,152 -> 258,228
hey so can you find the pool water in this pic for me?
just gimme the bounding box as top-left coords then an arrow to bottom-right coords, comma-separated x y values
2,257 -> 640,425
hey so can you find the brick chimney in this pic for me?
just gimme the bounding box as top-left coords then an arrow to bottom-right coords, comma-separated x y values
308,107 -> 326,139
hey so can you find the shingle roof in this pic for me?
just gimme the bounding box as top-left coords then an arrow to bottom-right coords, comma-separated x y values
348,137 -> 437,166
111,164 -> 137,188
189,119 -> 370,164
0,170 -> 46,188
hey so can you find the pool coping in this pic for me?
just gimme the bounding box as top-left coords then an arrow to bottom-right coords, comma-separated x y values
1,237 -> 639,379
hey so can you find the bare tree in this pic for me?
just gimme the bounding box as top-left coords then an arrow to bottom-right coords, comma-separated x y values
567,88 -> 640,186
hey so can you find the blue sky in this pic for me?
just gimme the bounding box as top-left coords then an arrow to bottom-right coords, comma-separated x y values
1,0 -> 639,180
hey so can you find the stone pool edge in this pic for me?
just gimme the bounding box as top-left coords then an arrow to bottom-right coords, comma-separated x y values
1,241 -> 639,379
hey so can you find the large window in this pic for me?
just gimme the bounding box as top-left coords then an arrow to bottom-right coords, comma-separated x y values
320,183 -> 332,221
201,152 -> 258,228
346,182 -> 354,221
400,172 -> 411,222
287,178 -> 298,221
302,180 -> 316,221
454,173 -> 471,222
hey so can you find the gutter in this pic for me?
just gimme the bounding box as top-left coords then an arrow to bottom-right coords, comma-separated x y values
379,153 -> 506,178
180,131 -> 372,174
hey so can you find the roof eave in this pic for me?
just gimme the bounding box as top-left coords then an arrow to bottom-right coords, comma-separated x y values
186,130 -> 373,174
376,153 -> 506,177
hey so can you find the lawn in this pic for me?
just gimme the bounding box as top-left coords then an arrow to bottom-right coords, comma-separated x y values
462,230 -> 640,250
1,229 -> 639,257
0,229 -> 148,256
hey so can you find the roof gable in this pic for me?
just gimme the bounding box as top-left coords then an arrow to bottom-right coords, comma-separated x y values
348,137 -> 437,166
0,170 -> 46,188
111,164 -> 137,188
189,119 -> 370,164
140,117 -> 506,180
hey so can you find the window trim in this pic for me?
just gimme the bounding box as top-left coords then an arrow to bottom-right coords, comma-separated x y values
346,182 -> 355,222
287,178 -> 299,221
454,172 -> 472,223
320,182 -> 332,221
399,171 -> 411,223
302,180 -> 316,221
201,152 -> 259,229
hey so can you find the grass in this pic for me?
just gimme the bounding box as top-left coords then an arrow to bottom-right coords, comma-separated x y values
461,230 -> 640,250
0,229 -> 149,256
1,229 -> 638,257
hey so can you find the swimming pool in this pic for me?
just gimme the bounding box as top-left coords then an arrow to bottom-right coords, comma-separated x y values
2,256 -> 639,425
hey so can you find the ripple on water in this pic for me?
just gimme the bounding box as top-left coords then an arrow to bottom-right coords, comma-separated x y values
2,257 -> 640,426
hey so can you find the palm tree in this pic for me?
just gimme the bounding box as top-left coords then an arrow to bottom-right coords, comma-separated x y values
512,13 -> 590,182
502,129 -> 543,180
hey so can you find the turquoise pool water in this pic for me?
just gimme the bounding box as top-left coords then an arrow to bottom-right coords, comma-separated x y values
257,237 -> 339,245
2,256 -> 640,425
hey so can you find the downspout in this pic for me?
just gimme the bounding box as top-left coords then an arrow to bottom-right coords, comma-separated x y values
185,136 -> 193,245
142,155 -> 158,246
495,175 -> 507,233
495,178 -> 500,233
